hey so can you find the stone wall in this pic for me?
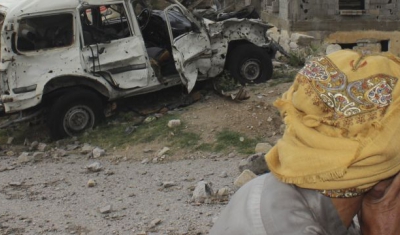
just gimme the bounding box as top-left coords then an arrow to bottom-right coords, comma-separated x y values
260,0 -> 400,55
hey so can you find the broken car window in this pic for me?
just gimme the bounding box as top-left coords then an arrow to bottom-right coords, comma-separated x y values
17,14 -> 73,52
80,4 -> 132,45
166,6 -> 195,38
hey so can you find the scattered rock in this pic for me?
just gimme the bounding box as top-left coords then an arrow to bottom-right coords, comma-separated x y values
255,143 -> 272,154
217,187 -> 230,197
81,143 -> 94,154
149,218 -> 162,228
52,149 -> 67,158
234,169 -> 257,188
99,205 -> 112,214
208,154 -> 219,159
37,143 -> 48,152
17,152 -> 34,164
6,166 -> 15,170
192,181 -> 213,203
33,152 -> 46,162
86,162 -> 103,172
162,181 -> 176,188
167,119 -> 181,128
9,182 -> 22,186
92,147 -> 105,158
104,170 -> 114,176
141,158 -> 150,164
157,147 -> 170,157
30,141 -> 39,150
219,171 -> 228,178
326,44 -> 342,55
66,144 -> 80,151
6,151 -> 15,157
228,152 -> 236,158
272,61 -> 284,68
238,153 -> 269,175
289,41 -> 298,50
87,179 -> 96,187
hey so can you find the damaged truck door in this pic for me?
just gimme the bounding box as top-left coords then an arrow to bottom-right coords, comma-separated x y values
164,4 -> 211,93
79,3 -> 150,89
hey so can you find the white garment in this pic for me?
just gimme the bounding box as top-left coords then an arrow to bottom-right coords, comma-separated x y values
209,174 -> 360,235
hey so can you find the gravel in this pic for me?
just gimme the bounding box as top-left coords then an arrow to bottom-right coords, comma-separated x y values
0,153 -> 243,235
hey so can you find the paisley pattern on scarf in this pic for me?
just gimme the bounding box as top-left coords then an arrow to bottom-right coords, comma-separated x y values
298,57 -> 398,121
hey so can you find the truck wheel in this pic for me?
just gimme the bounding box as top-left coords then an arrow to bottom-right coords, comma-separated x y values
228,44 -> 273,85
48,89 -> 103,139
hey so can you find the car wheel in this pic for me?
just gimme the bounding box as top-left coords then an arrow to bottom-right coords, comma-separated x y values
228,44 -> 273,85
48,89 -> 103,140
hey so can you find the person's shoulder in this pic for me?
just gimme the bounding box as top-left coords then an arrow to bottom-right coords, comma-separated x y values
262,173 -> 302,199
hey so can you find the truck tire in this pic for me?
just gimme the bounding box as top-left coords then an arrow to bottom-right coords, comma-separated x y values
48,89 -> 103,139
228,44 -> 273,85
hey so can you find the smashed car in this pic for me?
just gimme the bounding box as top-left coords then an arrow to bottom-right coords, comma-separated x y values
0,0 -> 279,139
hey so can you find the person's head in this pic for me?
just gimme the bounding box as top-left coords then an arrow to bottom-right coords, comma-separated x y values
266,49 -> 400,198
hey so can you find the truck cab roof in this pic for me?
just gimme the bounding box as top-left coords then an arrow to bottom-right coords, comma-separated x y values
0,0 -> 124,16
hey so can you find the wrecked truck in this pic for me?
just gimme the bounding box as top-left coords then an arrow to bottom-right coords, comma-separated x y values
0,0 -> 278,139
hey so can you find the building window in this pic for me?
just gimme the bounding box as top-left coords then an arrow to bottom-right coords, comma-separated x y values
339,0 -> 365,10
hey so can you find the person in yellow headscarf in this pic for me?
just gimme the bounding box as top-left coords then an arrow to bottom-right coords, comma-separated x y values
209,49 -> 400,235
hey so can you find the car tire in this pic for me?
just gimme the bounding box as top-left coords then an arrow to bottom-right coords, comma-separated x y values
228,44 -> 273,85
47,89 -> 103,140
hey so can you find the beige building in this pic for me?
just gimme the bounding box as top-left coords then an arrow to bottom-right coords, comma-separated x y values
260,0 -> 400,55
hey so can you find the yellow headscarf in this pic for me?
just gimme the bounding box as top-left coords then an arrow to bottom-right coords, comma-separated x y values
266,50 -> 400,197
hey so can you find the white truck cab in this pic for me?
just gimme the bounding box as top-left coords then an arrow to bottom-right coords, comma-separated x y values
0,0 -> 277,139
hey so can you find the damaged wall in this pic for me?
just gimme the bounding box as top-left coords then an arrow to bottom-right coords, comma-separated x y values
260,0 -> 400,55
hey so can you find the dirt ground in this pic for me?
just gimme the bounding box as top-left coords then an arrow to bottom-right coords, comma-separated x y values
0,79 -> 292,235
113,80 -> 291,160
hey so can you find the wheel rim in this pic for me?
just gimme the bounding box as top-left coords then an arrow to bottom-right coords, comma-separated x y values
240,59 -> 261,82
63,105 -> 95,136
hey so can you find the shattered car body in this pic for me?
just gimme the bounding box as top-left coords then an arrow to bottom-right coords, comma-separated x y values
0,0 -> 277,139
